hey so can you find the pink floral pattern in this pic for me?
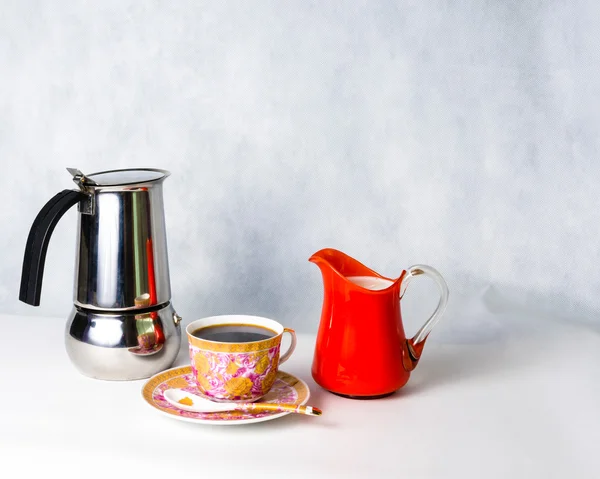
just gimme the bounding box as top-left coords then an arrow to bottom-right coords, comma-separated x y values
189,344 -> 281,402
142,366 -> 306,423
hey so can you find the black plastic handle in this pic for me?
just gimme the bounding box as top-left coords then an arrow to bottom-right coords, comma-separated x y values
19,189 -> 88,306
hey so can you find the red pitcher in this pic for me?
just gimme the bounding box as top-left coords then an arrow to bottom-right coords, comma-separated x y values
309,248 -> 449,398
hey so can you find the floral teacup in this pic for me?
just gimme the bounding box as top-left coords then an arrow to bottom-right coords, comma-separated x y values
186,315 -> 297,402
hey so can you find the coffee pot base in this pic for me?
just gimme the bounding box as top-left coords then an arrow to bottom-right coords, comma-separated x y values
65,304 -> 182,380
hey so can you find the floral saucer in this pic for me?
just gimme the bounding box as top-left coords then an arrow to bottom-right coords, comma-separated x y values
141,366 -> 310,425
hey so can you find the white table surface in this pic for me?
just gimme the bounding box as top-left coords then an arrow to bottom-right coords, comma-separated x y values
1,309 -> 600,479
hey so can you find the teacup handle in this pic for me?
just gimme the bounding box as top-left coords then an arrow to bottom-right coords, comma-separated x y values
400,265 -> 449,364
279,328 -> 297,364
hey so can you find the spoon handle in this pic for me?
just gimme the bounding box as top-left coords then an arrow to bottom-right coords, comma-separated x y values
240,403 -> 322,416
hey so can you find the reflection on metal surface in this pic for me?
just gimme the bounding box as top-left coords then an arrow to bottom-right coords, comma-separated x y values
66,303 -> 181,380
128,308 -> 166,356
74,179 -> 172,310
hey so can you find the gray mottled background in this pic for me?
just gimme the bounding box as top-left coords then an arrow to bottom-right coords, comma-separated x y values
1,1 -> 599,336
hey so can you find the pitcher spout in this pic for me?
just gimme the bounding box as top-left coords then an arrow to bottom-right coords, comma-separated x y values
308,248 -> 348,273
309,248 -> 389,282
308,249 -> 335,268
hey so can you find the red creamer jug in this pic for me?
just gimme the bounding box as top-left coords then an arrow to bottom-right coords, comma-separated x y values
309,248 -> 449,398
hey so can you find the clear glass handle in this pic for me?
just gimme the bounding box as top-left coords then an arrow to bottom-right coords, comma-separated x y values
401,264 -> 449,346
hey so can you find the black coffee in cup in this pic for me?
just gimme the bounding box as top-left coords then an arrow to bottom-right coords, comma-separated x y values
191,323 -> 277,343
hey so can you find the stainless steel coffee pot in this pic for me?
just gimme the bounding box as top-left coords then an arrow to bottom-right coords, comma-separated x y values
19,168 -> 182,380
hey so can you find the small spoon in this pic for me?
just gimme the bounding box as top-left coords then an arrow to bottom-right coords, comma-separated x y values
163,388 -> 322,417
